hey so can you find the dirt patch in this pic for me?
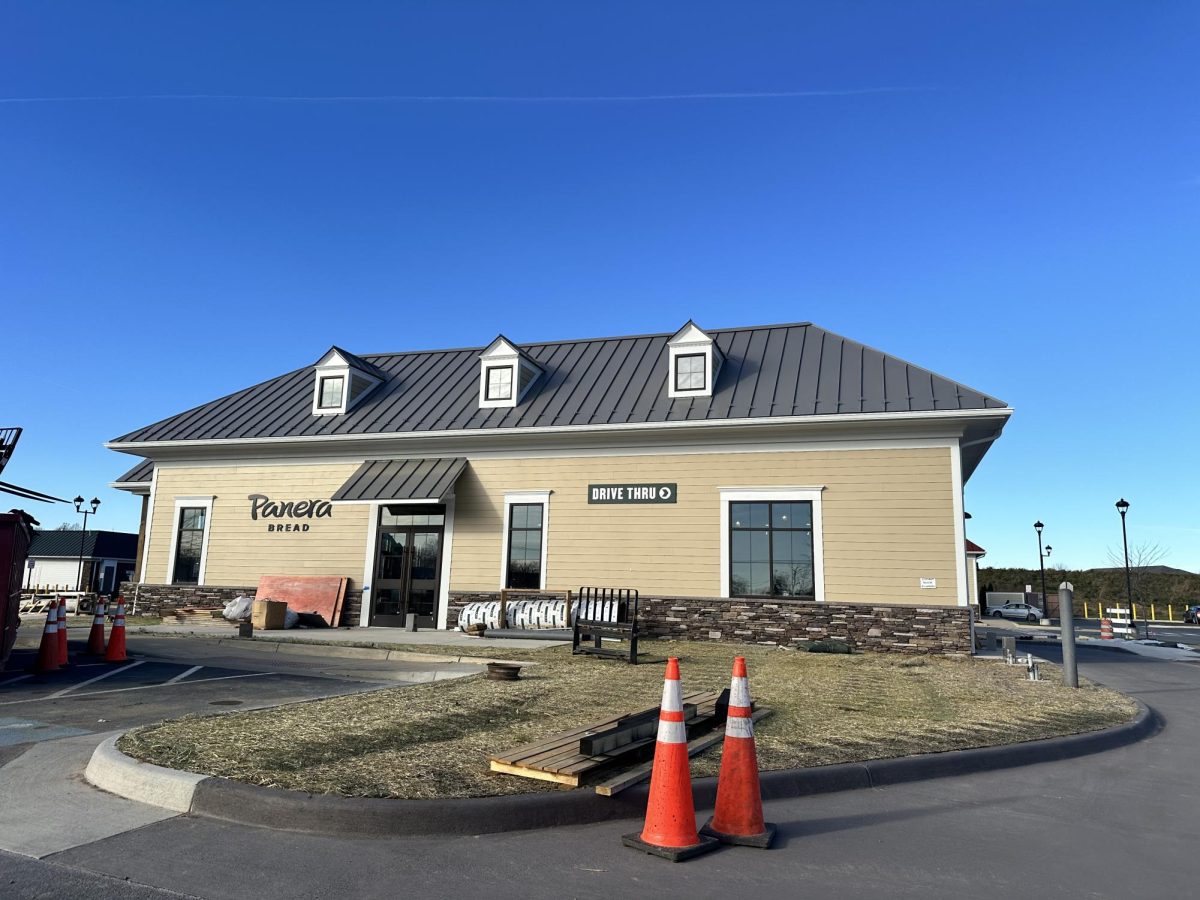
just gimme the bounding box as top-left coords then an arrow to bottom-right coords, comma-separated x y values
120,640 -> 1137,799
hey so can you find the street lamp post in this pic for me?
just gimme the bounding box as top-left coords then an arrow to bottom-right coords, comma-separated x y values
1034,521 -> 1052,619
73,495 -> 101,592
1116,499 -> 1137,637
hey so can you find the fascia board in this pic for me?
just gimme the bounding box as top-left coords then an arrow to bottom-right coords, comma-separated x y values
106,408 -> 1012,460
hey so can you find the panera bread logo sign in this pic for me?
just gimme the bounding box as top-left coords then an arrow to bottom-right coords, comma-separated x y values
248,494 -> 333,533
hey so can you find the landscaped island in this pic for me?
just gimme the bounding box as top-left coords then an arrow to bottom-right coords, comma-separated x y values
119,641 -> 1136,800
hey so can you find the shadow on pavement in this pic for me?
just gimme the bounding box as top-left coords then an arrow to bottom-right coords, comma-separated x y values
771,796 -> 1018,848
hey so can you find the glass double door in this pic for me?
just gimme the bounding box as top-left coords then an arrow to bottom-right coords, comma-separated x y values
371,505 -> 444,628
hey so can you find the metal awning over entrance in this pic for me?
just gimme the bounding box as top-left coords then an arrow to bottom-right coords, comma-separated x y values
331,457 -> 467,503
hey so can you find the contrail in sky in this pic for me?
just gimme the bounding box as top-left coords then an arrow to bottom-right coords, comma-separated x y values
0,87 -> 928,104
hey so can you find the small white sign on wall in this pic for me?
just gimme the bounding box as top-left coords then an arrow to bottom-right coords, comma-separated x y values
920,578 -> 937,589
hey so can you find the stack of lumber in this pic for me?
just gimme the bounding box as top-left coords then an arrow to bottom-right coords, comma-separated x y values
489,691 -> 726,788
167,607 -> 224,623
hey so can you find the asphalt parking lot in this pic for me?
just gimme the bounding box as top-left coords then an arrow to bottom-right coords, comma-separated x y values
0,632 -> 484,766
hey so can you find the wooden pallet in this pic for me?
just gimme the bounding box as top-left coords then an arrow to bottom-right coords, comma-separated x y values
593,706 -> 773,796
489,691 -> 721,787
168,607 -> 224,622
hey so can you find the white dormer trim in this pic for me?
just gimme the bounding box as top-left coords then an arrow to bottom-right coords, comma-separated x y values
312,348 -> 382,416
478,336 -> 543,409
667,321 -> 722,399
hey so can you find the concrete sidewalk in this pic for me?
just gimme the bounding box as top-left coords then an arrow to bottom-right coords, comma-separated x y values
0,731 -> 179,859
118,623 -> 568,652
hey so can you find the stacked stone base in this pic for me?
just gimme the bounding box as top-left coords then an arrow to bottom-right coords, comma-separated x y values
448,592 -> 972,656
118,582 -> 363,628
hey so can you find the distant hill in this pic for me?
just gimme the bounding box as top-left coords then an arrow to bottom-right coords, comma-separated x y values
978,564 -> 1199,606
1088,565 -> 1194,576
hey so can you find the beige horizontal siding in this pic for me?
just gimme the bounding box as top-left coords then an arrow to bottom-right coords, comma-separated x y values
452,447 -> 961,606
143,446 -> 961,609
146,463 -> 369,587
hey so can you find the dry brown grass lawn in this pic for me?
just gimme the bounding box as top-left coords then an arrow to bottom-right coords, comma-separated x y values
120,640 -> 1136,800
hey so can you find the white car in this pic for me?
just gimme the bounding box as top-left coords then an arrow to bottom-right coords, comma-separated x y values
990,602 -> 1043,622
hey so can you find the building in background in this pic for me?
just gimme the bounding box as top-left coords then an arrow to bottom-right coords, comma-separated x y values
23,529 -> 138,595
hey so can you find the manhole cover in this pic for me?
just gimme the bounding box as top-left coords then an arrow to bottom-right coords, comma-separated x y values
209,700 -> 243,706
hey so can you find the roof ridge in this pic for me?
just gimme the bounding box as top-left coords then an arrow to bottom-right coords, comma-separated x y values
357,320 -> 816,360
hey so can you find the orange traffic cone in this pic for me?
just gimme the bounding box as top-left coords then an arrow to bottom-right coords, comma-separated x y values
32,604 -> 60,673
701,657 -> 776,848
622,658 -> 719,861
104,599 -> 129,663
86,600 -> 108,655
56,598 -> 71,667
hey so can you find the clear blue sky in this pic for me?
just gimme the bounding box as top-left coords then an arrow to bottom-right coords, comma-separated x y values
2,2 -> 1196,571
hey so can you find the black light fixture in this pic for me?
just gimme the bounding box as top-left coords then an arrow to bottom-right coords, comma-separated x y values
73,495 -> 101,592
1116,499 -> 1136,636
1034,521 -> 1050,620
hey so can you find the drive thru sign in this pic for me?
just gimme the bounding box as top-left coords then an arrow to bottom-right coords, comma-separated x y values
588,483 -> 677,504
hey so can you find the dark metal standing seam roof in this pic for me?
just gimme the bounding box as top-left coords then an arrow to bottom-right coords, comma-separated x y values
29,530 -> 139,560
110,322 -> 1008,446
331,458 -> 468,502
113,459 -> 154,483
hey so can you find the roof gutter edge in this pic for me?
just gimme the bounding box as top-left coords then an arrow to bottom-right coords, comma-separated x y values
105,407 -> 1014,454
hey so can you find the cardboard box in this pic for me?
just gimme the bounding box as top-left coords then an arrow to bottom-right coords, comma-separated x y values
251,598 -> 288,630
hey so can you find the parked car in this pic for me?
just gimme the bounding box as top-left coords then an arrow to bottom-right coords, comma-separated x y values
990,603 -> 1043,622
1183,605 -> 1200,625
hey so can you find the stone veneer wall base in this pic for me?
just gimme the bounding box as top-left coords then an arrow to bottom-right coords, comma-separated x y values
447,592 -> 972,656
119,582 -> 363,628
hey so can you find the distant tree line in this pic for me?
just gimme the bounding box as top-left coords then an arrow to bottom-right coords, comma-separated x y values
979,563 -> 1200,616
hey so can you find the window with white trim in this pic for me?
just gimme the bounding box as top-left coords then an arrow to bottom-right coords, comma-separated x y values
172,507 -> 206,584
500,491 -> 550,589
311,348 -> 382,416
505,503 -> 543,589
317,375 -> 345,410
168,496 -> 214,586
719,488 -> 824,601
486,365 -> 514,402
666,321 -> 722,399
478,336 -> 543,409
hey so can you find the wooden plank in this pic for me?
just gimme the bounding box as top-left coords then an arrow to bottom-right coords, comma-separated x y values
594,708 -> 774,797
488,760 -> 579,787
491,691 -> 717,764
489,693 -> 720,779
493,716 -> 627,764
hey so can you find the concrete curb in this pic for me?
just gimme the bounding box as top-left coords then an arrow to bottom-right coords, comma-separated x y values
87,701 -> 1157,836
85,735 -> 208,813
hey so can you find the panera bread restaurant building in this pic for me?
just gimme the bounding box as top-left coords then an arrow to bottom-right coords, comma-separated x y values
109,321 -> 1010,654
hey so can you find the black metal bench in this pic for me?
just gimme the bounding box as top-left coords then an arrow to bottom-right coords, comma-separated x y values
572,587 -> 640,664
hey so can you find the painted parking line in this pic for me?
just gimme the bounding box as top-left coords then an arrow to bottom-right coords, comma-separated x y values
0,675 -> 33,688
165,665 -> 203,685
0,671 -> 274,706
47,661 -> 145,699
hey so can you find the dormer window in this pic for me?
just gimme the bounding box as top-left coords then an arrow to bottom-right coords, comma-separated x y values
667,321 -> 722,399
479,335 -> 542,409
318,375 -> 345,410
311,346 -> 386,416
485,365 -> 514,402
674,353 -> 706,392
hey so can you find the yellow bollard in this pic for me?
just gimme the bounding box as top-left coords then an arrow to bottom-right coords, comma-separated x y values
1152,604 -> 1158,622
